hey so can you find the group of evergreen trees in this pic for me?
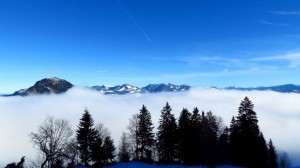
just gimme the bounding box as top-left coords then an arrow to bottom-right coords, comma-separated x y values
118,97 -> 279,168
229,97 -> 278,168
76,109 -> 116,167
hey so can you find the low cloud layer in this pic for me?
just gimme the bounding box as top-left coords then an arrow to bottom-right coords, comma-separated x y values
0,87 -> 300,166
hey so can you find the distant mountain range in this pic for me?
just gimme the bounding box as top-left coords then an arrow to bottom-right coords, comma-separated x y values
5,78 -> 192,96
224,84 -> 300,93
91,83 -> 191,94
2,77 -> 300,96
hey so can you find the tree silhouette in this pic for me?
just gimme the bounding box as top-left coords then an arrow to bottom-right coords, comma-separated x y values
136,105 -> 154,162
229,116 -> 238,164
90,131 -> 104,167
118,132 -> 131,162
156,102 -> 178,163
5,156 -> 25,168
189,107 -> 202,165
257,133 -> 268,168
30,116 -> 73,168
217,127 -> 230,164
89,122 -> 116,167
231,97 -> 267,167
76,108 -> 97,166
279,152 -> 292,168
126,114 -> 139,160
177,108 -> 192,165
102,136 -> 116,165
267,139 -> 278,168
201,111 -> 218,165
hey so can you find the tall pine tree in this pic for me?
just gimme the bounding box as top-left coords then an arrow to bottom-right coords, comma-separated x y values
267,139 -> 278,168
102,136 -> 116,165
90,123 -> 116,167
76,108 -> 97,166
229,116 -> 239,164
202,111 -> 219,165
217,127 -> 230,164
90,131 -> 104,167
136,105 -> 154,162
156,102 -> 178,164
233,97 -> 267,167
257,133 -> 268,168
190,107 -> 202,165
177,108 -> 192,165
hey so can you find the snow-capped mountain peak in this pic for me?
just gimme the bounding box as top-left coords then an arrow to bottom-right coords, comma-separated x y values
91,83 -> 191,95
91,84 -> 142,94
142,83 -> 191,93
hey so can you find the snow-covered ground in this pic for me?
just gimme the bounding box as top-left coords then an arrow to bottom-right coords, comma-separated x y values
105,162 -> 240,168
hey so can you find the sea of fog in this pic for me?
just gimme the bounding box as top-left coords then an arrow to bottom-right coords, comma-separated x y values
0,87 -> 300,167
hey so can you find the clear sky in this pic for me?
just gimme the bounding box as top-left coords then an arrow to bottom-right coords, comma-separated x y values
1,0 -> 300,93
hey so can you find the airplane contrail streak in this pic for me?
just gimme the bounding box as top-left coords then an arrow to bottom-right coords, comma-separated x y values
115,0 -> 152,43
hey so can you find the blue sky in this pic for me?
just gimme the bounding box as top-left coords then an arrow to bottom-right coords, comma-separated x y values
1,0 -> 300,93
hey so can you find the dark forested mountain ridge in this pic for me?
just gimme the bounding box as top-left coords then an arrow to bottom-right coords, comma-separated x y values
10,77 -> 73,96
224,84 -> 300,93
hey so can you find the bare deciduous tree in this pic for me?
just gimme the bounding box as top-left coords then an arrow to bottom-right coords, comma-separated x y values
29,116 -> 73,168
64,138 -> 79,167
279,152 -> 292,168
127,113 -> 139,160
95,123 -> 110,140
216,116 -> 225,137
118,132 -> 131,162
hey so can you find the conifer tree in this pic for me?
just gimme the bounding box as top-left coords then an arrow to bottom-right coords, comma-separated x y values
90,131 -> 103,167
233,97 -> 266,167
102,136 -> 116,165
267,139 -> 278,168
229,116 -> 238,164
202,111 -> 218,165
5,156 -> 25,168
190,107 -> 202,165
257,133 -> 268,167
156,102 -> 178,163
217,127 -> 230,164
90,123 -> 116,167
76,108 -> 97,166
177,108 -> 192,164
16,157 -> 25,168
236,97 -> 259,137
136,105 -> 154,162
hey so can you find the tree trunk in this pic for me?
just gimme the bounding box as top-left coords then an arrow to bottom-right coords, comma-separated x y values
41,158 -> 48,168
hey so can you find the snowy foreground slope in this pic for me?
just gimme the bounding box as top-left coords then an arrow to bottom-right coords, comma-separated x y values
76,162 -> 240,168
104,162 -> 300,168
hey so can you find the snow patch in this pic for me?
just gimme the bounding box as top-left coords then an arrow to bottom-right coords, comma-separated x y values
103,162 -> 240,168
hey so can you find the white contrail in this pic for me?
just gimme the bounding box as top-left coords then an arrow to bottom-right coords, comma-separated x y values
115,0 -> 152,42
